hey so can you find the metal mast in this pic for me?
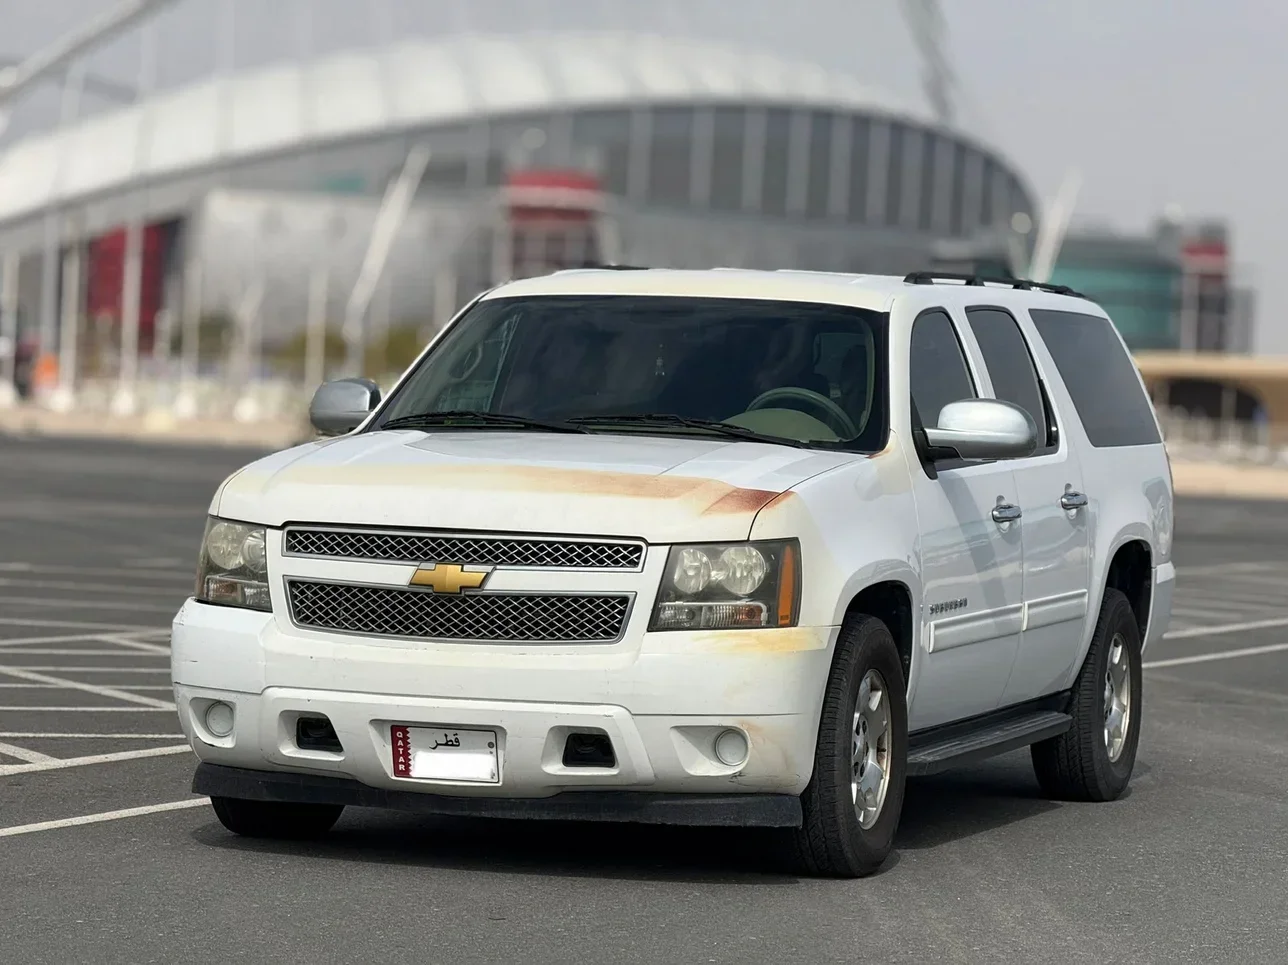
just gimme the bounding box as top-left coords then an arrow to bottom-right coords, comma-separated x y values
900,0 -> 956,127
0,0 -> 174,109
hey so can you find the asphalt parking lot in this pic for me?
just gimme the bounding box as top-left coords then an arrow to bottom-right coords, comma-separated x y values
1,435 -> 1286,965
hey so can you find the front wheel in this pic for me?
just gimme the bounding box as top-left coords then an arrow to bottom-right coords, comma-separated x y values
210,796 -> 344,839
1031,587 -> 1143,801
792,614 -> 908,877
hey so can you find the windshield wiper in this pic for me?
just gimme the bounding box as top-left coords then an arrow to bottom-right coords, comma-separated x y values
568,413 -> 810,448
378,411 -> 590,434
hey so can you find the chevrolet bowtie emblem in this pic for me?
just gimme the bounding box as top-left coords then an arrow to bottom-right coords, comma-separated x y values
409,563 -> 492,594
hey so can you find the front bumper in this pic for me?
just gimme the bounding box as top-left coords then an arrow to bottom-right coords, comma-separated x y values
172,600 -> 836,804
193,763 -> 802,827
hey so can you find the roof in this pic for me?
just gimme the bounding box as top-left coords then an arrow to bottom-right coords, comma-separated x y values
0,31 -> 941,227
485,268 -> 1101,315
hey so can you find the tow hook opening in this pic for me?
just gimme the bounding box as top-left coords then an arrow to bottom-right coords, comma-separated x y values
562,732 -> 616,768
296,715 -> 343,753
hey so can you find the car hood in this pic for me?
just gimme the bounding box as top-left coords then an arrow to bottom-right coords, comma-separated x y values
215,430 -> 858,543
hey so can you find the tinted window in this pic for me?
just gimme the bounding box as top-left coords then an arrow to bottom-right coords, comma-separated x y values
966,308 -> 1048,445
1030,309 -> 1161,448
378,296 -> 889,451
909,310 -> 975,427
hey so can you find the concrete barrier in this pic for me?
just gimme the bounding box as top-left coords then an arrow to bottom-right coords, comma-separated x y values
0,404 -> 309,450
6,403 -> 1288,501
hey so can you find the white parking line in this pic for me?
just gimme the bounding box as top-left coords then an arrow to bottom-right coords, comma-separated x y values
0,666 -> 175,709
0,633 -> 124,649
0,797 -> 209,838
0,616 -> 161,632
0,732 -> 185,739
1171,561 -> 1282,577
0,596 -> 179,614
102,636 -> 171,655
0,562 -> 190,582
0,578 -> 188,598
9,667 -> 169,673
0,649 -> 170,656
0,744 -> 192,776
0,707 -> 175,712
1164,616 -> 1288,640
1144,641 -> 1288,670
0,740 -> 56,763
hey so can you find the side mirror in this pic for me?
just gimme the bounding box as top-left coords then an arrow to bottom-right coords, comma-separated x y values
923,399 -> 1038,461
309,377 -> 381,436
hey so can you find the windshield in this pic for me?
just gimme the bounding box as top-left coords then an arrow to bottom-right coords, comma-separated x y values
373,294 -> 889,451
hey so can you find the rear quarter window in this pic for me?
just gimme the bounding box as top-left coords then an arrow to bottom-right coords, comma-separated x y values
1029,308 -> 1161,448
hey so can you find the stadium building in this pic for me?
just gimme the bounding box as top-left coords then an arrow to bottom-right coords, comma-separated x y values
0,30 -> 1036,385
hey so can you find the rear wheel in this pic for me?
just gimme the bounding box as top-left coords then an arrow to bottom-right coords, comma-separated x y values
1031,588 -> 1143,801
792,614 -> 907,877
210,796 -> 344,839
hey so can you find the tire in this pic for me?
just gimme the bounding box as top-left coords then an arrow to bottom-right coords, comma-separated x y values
791,614 -> 908,878
210,796 -> 344,839
1031,588 -> 1143,802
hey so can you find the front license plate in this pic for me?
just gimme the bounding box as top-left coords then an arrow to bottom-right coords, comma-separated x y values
391,725 -> 499,783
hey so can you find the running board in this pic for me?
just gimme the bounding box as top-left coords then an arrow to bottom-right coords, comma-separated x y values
907,710 -> 1073,777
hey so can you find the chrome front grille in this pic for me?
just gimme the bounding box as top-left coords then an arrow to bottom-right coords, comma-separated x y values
286,580 -> 632,643
284,527 -> 644,570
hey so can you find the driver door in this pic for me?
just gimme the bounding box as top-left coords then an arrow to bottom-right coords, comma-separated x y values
905,308 -> 1025,731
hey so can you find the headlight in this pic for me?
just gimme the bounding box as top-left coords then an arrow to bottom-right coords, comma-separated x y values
650,540 -> 799,631
195,517 -> 272,611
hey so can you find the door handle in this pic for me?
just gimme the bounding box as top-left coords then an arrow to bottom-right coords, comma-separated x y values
992,503 -> 1022,523
1060,491 -> 1089,511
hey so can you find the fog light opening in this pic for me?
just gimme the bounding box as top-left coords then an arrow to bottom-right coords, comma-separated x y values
204,701 -> 235,738
713,728 -> 749,767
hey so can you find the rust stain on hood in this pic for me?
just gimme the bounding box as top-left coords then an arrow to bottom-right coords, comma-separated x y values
273,462 -> 779,516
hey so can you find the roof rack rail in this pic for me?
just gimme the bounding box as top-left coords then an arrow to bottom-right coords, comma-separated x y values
553,264 -> 651,274
903,270 -> 1086,299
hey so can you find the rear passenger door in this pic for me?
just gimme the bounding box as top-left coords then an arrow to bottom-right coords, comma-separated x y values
906,309 -> 1025,731
964,307 -> 1090,706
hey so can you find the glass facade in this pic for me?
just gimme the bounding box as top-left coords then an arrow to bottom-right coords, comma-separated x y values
1048,261 -> 1181,351
286,104 -> 1034,240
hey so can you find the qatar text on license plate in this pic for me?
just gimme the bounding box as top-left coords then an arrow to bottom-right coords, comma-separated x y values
391,725 -> 500,783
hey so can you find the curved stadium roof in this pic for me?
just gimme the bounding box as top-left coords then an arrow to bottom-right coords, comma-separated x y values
0,30 -> 951,225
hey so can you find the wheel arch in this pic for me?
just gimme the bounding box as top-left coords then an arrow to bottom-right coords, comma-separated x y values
842,579 -> 916,687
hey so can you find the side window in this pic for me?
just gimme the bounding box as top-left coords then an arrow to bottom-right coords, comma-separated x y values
1030,309 -> 1162,448
909,309 -> 976,427
965,307 -> 1054,450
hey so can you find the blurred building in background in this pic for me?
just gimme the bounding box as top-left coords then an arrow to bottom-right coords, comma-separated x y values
0,22 -> 1035,410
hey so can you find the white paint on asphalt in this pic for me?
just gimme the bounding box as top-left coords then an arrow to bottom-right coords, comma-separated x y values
0,616 -> 161,632
0,666 -> 175,709
1164,616 -> 1288,639
0,578 -> 189,598
0,732 -> 185,739
1144,640 -> 1288,670
1170,561 -> 1281,577
0,744 -> 193,777
0,740 -> 56,763
101,635 -> 171,655
0,651 -> 176,659
0,596 -> 180,614
0,684 -> 171,690
0,632 -> 128,649
0,706 -> 175,712
0,797 -> 209,839
9,666 -> 169,673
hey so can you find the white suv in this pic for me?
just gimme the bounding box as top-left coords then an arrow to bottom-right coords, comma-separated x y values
172,268 -> 1175,877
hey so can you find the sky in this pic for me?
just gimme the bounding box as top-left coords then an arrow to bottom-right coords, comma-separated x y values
2,0 -> 1285,352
